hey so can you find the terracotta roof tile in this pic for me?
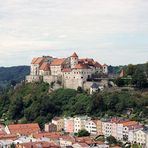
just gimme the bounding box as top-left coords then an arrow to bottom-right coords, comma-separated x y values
31,58 -> 38,64
50,58 -> 65,66
121,121 -> 138,127
0,134 -> 17,140
18,141 -> 60,148
34,132 -> 61,140
94,62 -> 103,68
60,135 -> 75,143
31,57 -> 44,65
74,63 -> 90,69
62,68 -> 72,72
39,63 -> 50,71
8,123 -> 40,135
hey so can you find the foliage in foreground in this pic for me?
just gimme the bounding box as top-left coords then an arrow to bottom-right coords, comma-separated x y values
0,82 -> 148,128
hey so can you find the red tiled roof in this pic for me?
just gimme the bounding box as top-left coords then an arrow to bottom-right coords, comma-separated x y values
18,141 -> 60,148
31,58 -> 38,64
74,63 -> 90,69
8,123 -> 40,135
94,62 -> 103,68
39,63 -> 50,71
71,52 -> 78,57
0,130 -> 6,135
33,132 -> 61,140
31,57 -> 44,65
62,68 -> 72,72
121,121 -> 138,127
60,135 -> 75,143
75,137 -> 94,144
50,58 -> 65,66
0,134 -> 17,140
80,58 -> 94,62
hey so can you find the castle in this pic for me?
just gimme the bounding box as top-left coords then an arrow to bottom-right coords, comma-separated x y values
26,52 -> 108,91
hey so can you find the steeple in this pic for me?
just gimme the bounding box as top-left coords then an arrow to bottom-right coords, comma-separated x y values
70,52 -> 78,68
71,52 -> 78,57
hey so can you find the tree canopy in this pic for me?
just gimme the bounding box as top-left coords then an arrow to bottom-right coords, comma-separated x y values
0,82 -> 148,128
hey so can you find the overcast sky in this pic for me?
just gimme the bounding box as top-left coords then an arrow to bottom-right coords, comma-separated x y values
0,0 -> 148,66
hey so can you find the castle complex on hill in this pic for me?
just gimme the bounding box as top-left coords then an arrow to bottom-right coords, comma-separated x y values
26,52 -> 108,91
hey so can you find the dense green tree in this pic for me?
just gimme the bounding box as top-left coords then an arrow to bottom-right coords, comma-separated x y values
132,67 -> 147,88
132,143 -> 142,148
0,82 -> 148,128
77,129 -> 90,137
115,77 -> 125,87
9,97 -> 24,120
145,62 -> 148,77
126,64 -> 136,76
106,136 -> 117,145
91,93 -> 104,114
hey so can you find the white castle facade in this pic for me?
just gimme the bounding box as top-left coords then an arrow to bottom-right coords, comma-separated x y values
26,52 -> 108,90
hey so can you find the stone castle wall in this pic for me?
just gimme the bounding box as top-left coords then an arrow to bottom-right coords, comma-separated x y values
26,75 -> 41,82
63,78 -> 84,90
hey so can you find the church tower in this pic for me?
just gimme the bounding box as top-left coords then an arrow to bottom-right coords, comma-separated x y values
70,52 -> 78,68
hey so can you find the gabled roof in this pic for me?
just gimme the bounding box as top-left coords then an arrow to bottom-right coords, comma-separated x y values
50,58 -> 65,66
18,141 -> 60,148
31,57 -> 44,65
8,123 -> 40,135
0,134 -> 17,140
94,62 -> 103,68
39,63 -> 50,71
62,68 -> 72,72
74,63 -> 90,69
31,58 -> 38,64
71,52 -> 78,57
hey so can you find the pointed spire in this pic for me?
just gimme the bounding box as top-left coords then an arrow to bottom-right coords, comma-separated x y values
71,52 -> 78,57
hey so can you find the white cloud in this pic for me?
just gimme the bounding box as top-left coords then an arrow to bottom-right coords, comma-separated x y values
0,0 -> 148,66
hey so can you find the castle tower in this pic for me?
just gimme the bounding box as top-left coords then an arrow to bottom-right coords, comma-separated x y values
70,52 -> 78,68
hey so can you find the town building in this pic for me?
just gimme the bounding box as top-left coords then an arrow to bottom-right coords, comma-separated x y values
64,117 -> 74,133
52,117 -> 64,132
101,118 -> 143,141
134,129 -> 148,148
74,116 -> 90,133
44,123 -> 57,132
85,120 -> 98,135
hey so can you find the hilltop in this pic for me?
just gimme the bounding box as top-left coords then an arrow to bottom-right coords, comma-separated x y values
0,82 -> 147,128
